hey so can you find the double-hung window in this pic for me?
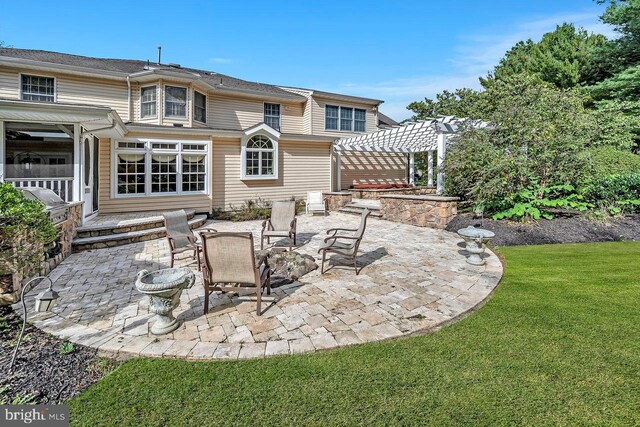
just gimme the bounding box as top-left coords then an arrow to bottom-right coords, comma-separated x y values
114,140 -> 208,196
165,86 -> 187,118
264,103 -> 281,131
194,91 -> 207,123
140,86 -> 157,118
325,105 -> 367,132
21,74 -> 55,102
242,135 -> 277,179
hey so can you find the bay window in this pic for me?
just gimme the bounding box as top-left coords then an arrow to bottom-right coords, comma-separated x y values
165,86 -> 187,118
140,86 -> 157,118
194,91 -> 206,123
114,140 -> 208,196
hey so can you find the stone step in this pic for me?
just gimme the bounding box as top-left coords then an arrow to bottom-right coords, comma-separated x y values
345,201 -> 381,211
72,214 -> 208,251
76,209 -> 196,238
338,207 -> 383,218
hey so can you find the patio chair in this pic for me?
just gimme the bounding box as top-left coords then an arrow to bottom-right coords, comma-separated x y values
306,191 -> 327,215
318,209 -> 371,275
162,210 -> 217,270
261,200 -> 297,251
200,232 -> 271,316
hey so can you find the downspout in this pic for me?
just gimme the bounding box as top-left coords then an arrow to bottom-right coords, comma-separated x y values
126,76 -> 132,122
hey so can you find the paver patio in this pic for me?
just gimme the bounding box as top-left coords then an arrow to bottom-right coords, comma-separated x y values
18,213 -> 502,360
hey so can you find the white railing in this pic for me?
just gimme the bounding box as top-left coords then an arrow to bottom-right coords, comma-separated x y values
6,178 -> 74,202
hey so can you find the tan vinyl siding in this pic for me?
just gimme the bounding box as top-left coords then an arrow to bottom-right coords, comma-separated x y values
56,75 -> 129,118
212,138 -> 332,209
0,69 -> 19,99
310,96 -> 377,136
208,94 -> 303,133
340,152 -> 407,190
97,138 -> 211,213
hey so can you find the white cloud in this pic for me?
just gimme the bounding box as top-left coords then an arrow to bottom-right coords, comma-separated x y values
320,8 -> 614,122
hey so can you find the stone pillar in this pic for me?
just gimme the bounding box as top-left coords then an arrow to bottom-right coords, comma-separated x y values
323,192 -> 352,211
379,194 -> 459,229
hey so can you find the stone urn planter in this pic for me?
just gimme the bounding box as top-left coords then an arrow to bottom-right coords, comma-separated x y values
457,226 -> 495,266
135,268 -> 196,335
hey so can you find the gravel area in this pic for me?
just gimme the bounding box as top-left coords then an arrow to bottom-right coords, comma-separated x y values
447,213 -> 640,246
0,305 -> 117,404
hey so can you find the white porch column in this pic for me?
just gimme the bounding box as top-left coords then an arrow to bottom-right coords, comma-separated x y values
0,121 -> 4,181
427,150 -> 434,187
336,149 -> 342,191
408,153 -> 415,184
436,134 -> 446,195
73,123 -> 81,203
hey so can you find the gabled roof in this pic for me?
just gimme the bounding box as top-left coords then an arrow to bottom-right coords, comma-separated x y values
377,111 -> 398,127
335,116 -> 489,153
279,85 -> 383,105
0,48 -> 305,101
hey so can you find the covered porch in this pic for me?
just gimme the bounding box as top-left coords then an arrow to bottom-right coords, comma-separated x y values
0,100 -> 126,220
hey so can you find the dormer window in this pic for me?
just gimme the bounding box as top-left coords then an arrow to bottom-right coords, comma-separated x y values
21,74 -> 55,102
165,86 -> 187,118
194,91 -> 206,123
140,86 -> 157,118
264,103 -> 280,131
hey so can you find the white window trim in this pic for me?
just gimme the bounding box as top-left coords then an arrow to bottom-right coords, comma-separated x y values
19,73 -> 56,103
325,104 -> 367,133
140,85 -> 158,119
111,138 -> 209,198
163,85 -> 189,119
240,134 -> 279,180
263,102 -> 281,131
193,90 -> 207,123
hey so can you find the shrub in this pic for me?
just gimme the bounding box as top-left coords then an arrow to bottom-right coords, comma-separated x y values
491,184 -> 591,221
582,173 -> 640,214
0,183 -> 57,279
579,147 -> 640,179
210,197 -> 305,222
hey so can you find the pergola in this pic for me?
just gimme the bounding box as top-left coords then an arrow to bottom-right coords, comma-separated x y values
334,116 -> 469,194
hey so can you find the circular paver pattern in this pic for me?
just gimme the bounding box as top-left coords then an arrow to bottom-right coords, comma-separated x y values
19,213 -> 503,360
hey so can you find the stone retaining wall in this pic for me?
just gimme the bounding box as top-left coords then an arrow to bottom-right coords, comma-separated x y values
380,195 -> 458,229
0,202 -> 83,305
323,192 -> 352,211
348,186 -> 436,200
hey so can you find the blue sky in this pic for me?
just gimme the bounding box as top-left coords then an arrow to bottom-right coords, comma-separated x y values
0,1 -> 614,120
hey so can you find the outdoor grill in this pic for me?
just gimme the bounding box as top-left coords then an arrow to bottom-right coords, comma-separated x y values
20,187 -> 69,226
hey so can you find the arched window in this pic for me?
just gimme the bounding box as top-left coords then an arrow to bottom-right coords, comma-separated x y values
242,135 -> 277,179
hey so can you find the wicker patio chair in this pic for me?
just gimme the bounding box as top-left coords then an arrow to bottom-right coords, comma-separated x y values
306,191 -> 327,215
200,232 -> 271,316
318,209 -> 371,275
261,200 -> 297,251
162,210 -> 217,270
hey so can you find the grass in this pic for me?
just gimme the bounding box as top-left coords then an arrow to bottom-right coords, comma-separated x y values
69,242 -> 640,426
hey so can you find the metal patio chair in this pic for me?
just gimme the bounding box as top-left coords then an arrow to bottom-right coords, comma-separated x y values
318,209 -> 371,275
162,209 -> 216,270
261,200 -> 297,251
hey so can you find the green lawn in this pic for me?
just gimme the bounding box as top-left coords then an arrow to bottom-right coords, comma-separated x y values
70,242 -> 640,426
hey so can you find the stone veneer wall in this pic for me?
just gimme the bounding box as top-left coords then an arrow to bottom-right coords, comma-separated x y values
0,202 -> 83,305
348,186 -> 436,200
323,192 -> 353,211
379,195 -> 459,229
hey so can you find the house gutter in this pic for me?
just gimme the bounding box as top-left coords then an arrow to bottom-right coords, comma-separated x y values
126,75 -> 132,122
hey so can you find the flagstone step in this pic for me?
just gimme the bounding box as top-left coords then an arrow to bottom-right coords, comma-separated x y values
72,214 -> 207,251
76,209 -> 197,238
338,207 -> 383,218
344,201 -> 382,211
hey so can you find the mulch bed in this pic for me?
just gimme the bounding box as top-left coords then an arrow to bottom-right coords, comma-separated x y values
0,305 -> 118,404
446,213 -> 640,246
